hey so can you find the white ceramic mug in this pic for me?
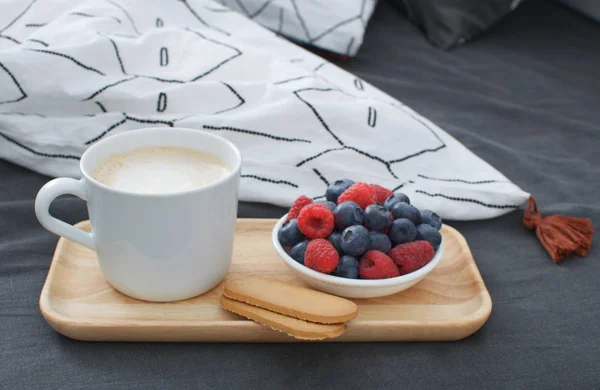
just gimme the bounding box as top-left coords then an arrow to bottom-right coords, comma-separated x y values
35,127 -> 242,302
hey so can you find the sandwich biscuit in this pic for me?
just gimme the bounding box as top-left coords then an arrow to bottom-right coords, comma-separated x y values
223,276 -> 358,324
220,295 -> 346,340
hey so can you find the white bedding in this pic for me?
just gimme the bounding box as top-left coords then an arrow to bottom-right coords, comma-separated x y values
0,0 -> 529,220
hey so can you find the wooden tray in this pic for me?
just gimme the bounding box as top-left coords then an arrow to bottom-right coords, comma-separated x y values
39,219 -> 492,342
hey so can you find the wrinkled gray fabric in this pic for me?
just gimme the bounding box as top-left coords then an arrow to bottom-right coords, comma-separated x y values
557,0 -> 600,22
0,0 -> 598,388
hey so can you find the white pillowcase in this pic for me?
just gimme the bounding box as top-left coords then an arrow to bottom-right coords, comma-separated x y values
0,0 -> 529,220
218,0 -> 379,56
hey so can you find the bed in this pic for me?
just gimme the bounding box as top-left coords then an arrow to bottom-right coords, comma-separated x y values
1,0 -> 598,387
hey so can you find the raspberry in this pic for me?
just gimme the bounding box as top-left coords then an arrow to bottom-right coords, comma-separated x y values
337,183 -> 377,209
359,250 -> 400,279
305,239 -> 340,273
370,184 -> 393,204
286,195 -> 312,221
297,203 -> 335,239
389,241 -> 435,275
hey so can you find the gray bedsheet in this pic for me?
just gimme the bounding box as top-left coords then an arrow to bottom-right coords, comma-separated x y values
1,0 -> 598,388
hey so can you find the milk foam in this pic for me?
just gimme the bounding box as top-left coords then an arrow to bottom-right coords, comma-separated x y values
91,147 -> 230,194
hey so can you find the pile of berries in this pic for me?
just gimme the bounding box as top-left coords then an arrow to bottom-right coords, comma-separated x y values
278,179 -> 443,280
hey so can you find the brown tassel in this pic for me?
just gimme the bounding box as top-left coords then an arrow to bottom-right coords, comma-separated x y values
523,196 -> 594,263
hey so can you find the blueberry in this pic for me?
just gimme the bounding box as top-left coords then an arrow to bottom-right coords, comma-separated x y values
278,219 -> 304,247
390,202 -> 422,225
384,193 -> 410,210
290,240 -> 309,264
334,255 -> 359,279
318,200 -> 337,213
363,204 -> 393,232
420,209 -> 442,230
369,231 -> 392,254
340,225 -> 370,257
334,201 -> 363,231
416,224 -> 442,250
388,218 -> 417,245
327,231 -> 344,255
325,179 -> 355,203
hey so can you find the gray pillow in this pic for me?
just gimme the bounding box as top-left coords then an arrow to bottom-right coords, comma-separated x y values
391,0 -> 524,49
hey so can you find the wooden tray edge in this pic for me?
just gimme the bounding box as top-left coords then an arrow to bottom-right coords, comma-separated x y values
442,225 -> 493,339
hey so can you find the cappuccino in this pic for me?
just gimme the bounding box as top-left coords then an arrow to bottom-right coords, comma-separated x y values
91,147 -> 230,194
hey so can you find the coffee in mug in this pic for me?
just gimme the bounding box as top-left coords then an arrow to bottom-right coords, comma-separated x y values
91,147 -> 230,194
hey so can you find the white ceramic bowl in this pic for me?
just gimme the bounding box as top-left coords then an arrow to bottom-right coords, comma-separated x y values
272,215 -> 443,299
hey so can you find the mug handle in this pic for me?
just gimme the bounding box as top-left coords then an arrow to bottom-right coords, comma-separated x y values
35,178 -> 96,250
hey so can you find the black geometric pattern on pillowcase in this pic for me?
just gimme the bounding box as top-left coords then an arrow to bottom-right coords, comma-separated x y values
0,0 -> 519,210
